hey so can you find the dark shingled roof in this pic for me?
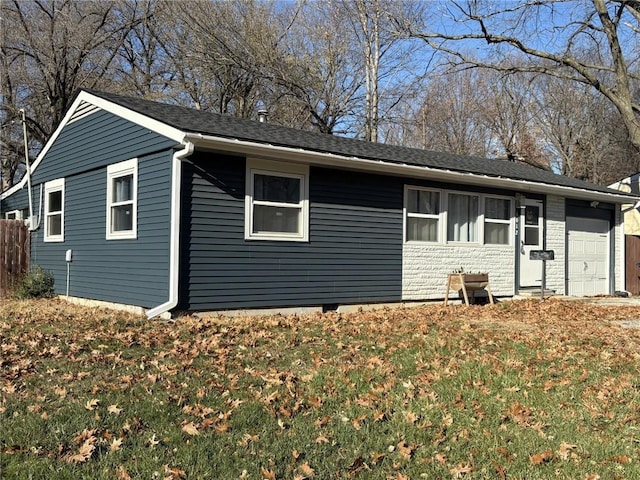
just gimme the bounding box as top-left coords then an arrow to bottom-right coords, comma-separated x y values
88,90 -> 626,196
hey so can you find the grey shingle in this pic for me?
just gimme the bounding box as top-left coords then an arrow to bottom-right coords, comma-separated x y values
87,90 -> 626,196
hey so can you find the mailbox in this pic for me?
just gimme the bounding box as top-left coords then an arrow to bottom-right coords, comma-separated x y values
530,250 -> 554,261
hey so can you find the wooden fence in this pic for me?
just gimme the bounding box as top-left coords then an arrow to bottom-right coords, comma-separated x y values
0,219 -> 30,297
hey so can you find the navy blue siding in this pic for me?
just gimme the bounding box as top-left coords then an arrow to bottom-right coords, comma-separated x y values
0,187 -> 29,214
16,109 -> 179,308
179,154 -> 404,310
32,110 -> 176,185
30,150 -> 174,307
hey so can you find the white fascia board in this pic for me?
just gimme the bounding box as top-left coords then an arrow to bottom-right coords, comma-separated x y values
2,90 -> 186,200
184,133 -> 639,205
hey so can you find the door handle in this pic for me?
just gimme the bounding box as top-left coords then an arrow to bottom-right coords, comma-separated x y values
520,240 -> 525,255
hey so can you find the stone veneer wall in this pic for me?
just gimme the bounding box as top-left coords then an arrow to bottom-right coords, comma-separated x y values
402,243 -> 515,300
545,195 -> 566,295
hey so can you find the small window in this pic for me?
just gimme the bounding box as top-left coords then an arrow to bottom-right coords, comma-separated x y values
245,159 -> 309,241
447,193 -> 478,242
44,178 -> 64,242
107,159 -> 137,240
484,197 -> 511,245
4,210 -> 21,220
406,188 -> 440,242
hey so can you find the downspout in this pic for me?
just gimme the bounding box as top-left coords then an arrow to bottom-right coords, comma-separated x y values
146,141 -> 194,319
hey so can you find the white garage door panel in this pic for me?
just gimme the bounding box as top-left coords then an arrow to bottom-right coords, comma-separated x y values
567,217 -> 609,296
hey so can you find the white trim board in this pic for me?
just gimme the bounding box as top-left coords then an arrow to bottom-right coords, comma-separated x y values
2,91 -> 185,200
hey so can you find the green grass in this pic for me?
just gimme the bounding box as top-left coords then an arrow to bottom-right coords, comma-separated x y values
1,298 -> 640,479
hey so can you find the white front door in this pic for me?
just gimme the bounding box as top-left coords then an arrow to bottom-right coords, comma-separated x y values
519,200 -> 544,287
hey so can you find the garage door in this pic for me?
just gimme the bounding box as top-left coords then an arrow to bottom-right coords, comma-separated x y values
567,217 -> 609,296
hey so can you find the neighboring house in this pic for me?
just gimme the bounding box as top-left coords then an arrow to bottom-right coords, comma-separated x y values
609,174 -> 640,294
1,90 -> 636,317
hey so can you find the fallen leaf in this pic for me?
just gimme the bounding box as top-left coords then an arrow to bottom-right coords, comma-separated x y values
610,455 -> 631,464
557,442 -> 577,460
107,404 -> 122,415
116,465 -> 132,480
493,461 -> 507,480
298,461 -> 315,478
261,467 -> 276,480
109,437 -> 124,452
397,441 -> 416,460
347,456 -> 365,475
449,462 -> 474,478
529,450 -> 554,465
84,398 -> 99,411
181,422 -> 199,436
65,437 -> 96,464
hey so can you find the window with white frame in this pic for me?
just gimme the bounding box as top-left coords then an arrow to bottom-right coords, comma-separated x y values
447,193 -> 479,242
484,197 -> 511,245
406,188 -> 440,242
4,210 -> 21,220
44,178 -> 64,242
404,186 -> 513,246
245,159 -> 309,241
106,158 -> 137,240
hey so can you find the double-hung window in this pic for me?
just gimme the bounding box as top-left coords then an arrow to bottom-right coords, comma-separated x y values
245,159 -> 309,241
447,193 -> 479,242
484,197 -> 511,245
44,178 -> 64,242
406,188 -> 440,242
106,159 -> 137,240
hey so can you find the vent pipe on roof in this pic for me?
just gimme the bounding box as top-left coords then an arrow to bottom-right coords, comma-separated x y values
257,109 -> 268,123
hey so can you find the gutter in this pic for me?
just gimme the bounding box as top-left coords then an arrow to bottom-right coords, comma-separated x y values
146,141 -> 194,319
184,133 -> 638,204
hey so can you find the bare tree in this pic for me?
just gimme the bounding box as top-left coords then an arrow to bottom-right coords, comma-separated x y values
341,0 -> 426,142
402,0 -> 640,153
533,75 -> 638,183
1,0 -> 149,188
401,68 -> 493,155
480,70 -> 550,170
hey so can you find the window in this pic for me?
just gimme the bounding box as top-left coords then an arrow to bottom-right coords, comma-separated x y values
484,197 -> 511,245
4,210 -> 21,220
44,178 -> 64,242
404,186 -> 513,246
245,159 -> 309,241
447,193 -> 479,242
406,188 -> 440,242
107,159 -> 137,240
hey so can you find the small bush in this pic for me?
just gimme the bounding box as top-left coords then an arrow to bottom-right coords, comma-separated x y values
15,265 -> 55,299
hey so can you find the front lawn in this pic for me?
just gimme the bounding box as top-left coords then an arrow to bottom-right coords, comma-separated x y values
1,298 -> 639,479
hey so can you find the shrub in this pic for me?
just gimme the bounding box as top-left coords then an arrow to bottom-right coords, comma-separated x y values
15,265 -> 55,299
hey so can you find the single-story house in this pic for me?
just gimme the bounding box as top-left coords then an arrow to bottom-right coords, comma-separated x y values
1,90 -> 636,317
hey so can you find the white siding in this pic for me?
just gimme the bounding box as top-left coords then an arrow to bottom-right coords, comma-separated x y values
402,243 -> 515,300
545,195 -> 566,295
